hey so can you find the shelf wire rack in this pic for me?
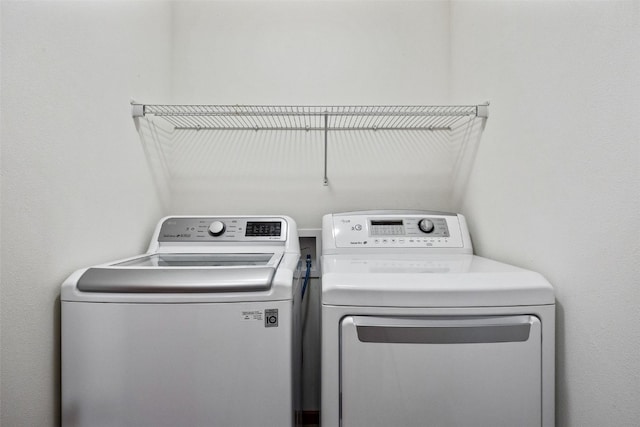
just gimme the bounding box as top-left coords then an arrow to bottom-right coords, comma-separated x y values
131,103 -> 489,185
132,104 -> 487,131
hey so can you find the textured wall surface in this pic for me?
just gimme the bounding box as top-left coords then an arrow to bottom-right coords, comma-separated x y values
0,2 -> 171,425
451,1 -> 640,425
1,1 -> 639,425
166,0 -> 457,227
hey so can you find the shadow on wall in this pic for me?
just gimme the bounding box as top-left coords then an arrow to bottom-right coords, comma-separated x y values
133,109 -> 487,220
555,300 -> 566,427
54,296 -> 62,425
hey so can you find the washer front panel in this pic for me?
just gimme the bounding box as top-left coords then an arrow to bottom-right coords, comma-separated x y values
62,299 -> 294,427
158,216 -> 288,242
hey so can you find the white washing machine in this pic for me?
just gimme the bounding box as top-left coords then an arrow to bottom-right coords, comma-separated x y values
62,215 -> 301,427
321,210 -> 555,427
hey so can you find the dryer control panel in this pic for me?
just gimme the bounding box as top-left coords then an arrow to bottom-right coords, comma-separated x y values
158,217 -> 288,242
323,211 -> 472,253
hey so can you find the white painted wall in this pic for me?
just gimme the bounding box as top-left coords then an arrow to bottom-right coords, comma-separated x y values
2,0 -> 638,425
171,0 -> 451,106
165,0 -> 458,227
0,1 -> 171,425
451,1 -> 640,426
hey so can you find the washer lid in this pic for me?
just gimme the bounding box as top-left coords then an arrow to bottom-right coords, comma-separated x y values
113,253 -> 275,267
77,252 -> 281,293
321,255 -> 554,307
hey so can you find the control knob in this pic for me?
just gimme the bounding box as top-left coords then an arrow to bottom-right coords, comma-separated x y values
208,221 -> 226,236
418,218 -> 435,233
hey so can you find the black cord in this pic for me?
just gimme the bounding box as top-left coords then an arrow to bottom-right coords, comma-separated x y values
301,254 -> 312,299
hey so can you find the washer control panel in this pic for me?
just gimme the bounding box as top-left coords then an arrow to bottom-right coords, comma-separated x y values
332,213 -> 463,248
158,217 -> 287,242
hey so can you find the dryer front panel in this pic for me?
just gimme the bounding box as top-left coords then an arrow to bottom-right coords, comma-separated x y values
339,315 -> 542,427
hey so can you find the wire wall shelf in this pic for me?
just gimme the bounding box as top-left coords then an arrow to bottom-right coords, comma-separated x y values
131,103 -> 489,185
132,104 -> 488,131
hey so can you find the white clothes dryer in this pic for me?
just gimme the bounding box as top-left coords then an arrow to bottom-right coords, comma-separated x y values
62,215 -> 301,427
321,210 -> 555,427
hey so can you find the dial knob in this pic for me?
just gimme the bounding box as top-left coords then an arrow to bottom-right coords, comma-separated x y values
208,221 -> 226,236
418,218 -> 435,233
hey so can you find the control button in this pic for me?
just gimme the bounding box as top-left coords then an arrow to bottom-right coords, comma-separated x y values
418,218 -> 435,233
208,221 -> 226,236
354,224 -> 363,231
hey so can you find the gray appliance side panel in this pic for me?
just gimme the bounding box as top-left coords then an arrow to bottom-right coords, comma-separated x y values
77,267 -> 275,293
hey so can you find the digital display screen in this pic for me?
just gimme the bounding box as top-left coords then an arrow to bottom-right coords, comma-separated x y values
371,220 -> 404,226
370,219 -> 405,236
245,221 -> 282,237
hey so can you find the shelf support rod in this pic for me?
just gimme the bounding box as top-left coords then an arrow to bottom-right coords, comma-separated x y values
323,112 -> 329,186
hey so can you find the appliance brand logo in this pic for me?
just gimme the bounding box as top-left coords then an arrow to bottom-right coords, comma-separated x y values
265,309 -> 278,328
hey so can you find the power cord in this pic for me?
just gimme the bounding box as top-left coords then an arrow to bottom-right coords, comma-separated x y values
301,254 -> 312,300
